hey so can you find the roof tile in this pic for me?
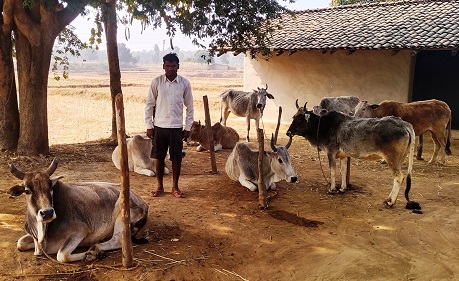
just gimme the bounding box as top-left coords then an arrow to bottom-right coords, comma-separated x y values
268,0 -> 459,51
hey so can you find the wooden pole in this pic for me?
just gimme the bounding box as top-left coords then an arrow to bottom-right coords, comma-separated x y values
257,128 -> 267,208
203,95 -> 218,174
115,93 -> 133,268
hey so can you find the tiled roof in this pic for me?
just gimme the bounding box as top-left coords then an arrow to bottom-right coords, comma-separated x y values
269,0 -> 459,51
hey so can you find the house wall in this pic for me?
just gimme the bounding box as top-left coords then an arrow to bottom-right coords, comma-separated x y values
244,50 -> 412,122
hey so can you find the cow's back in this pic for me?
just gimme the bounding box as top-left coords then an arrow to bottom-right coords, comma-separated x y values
112,135 -> 154,171
319,96 -> 360,115
213,123 -> 240,149
220,90 -> 257,117
225,143 -> 258,181
376,100 -> 450,134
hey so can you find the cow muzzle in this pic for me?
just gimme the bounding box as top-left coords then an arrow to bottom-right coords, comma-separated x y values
289,176 -> 298,183
37,208 -> 56,222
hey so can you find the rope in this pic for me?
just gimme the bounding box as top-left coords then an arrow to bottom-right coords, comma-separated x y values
315,115 -> 330,185
39,240 -> 141,270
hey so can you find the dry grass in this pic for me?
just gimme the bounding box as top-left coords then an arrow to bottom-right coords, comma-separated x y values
47,63 -> 243,145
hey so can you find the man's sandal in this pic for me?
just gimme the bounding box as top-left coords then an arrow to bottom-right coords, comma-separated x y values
171,190 -> 185,198
151,189 -> 164,197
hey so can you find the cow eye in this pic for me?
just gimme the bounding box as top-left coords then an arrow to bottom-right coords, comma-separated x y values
278,158 -> 283,164
24,189 -> 31,195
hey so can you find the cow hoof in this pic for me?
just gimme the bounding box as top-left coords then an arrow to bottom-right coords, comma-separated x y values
84,252 -> 97,262
406,201 -> 421,210
327,189 -> 340,194
384,199 -> 395,207
416,157 -> 424,161
258,204 -> 269,209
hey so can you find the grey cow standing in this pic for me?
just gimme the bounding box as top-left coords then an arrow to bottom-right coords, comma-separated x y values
220,85 -> 274,141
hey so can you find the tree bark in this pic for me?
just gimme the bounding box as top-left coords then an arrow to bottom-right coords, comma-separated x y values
102,0 -> 122,140
10,0 -> 87,155
0,26 -> 19,150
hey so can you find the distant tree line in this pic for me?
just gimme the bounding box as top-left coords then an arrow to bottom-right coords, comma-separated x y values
67,43 -> 243,66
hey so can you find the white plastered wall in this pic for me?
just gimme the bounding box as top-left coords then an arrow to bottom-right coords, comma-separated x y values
244,50 -> 412,122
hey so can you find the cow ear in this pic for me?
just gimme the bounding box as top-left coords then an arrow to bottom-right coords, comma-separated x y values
7,185 -> 25,197
370,104 -> 379,109
50,176 -> 64,187
267,93 -> 274,99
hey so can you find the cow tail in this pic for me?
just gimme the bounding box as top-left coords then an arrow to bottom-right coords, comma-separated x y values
445,115 -> 452,155
404,127 -> 415,203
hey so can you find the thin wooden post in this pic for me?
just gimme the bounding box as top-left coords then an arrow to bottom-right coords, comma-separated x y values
115,93 -> 133,268
257,128 -> 267,208
203,95 -> 218,174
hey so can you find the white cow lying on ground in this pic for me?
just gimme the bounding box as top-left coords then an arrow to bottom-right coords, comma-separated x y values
112,135 -> 169,176
7,158 -> 149,263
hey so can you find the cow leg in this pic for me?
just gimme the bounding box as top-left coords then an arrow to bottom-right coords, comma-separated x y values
56,230 -> 90,262
196,144 -> 206,152
327,154 -> 338,193
339,158 -> 348,192
133,165 -> 155,177
385,169 -> 404,206
246,117 -> 251,142
238,174 -> 257,191
221,107 -> 230,126
17,234 -> 36,252
85,216 -> 124,262
429,130 -> 446,164
416,134 -> 424,160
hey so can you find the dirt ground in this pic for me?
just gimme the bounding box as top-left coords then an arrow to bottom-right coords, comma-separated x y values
1,125 -> 459,281
1,66 -> 459,280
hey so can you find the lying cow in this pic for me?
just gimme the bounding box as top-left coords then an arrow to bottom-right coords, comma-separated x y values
312,95 -> 360,116
287,102 -> 416,207
188,121 -> 239,152
7,158 -> 149,262
354,99 -> 452,164
225,135 -> 297,192
112,134 -> 169,176
220,85 -> 274,142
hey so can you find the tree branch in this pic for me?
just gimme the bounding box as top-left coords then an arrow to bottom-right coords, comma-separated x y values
57,1 -> 91,33
12,0 -> 40,46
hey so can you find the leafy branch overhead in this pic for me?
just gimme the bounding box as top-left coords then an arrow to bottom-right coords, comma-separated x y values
119,0 -> 291,57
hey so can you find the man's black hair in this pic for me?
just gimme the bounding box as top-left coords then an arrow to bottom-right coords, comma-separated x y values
163,53 -> 179,64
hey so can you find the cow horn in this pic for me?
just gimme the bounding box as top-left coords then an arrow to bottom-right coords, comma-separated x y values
270,133 -> 278,152
295,99 -> 299,110
46,158 -> 59,176
303,102 -> 308,110
274,106 -> 282,144
285,134 -> 293,149
9,163 -> 25,180
265,83 -> 268,90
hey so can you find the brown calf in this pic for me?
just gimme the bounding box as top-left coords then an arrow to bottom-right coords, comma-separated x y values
354,99 -> 452,164
188,121 -> 239,152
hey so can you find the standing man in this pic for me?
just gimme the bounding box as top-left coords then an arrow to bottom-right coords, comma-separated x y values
145,53 -> 194,198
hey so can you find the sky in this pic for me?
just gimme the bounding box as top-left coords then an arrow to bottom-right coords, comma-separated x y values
72,0 -> 330,52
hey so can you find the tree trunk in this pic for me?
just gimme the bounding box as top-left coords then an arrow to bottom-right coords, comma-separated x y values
15,29 -> 54,155
0,29 -> 20,150
103,0 -> 122,140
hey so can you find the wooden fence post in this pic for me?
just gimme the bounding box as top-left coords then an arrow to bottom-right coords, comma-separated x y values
115,93 -> 134,268
203,95 -> 218,174
257,128 -> 267,208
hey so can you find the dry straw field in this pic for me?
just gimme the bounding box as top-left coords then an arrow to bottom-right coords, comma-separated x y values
1,63 -> 459,281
